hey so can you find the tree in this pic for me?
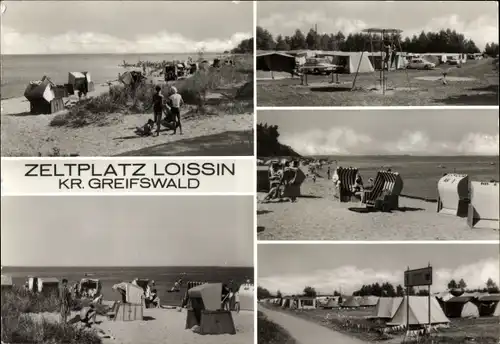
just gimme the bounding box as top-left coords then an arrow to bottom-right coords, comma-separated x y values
447,279 -> 458,289
303,286 -> 317,297
257,286 -> 272,300
396,285 -> 405,297
275,35 -> 290,51
277,290 -> 283,299
306,28 -> 319,50
232,38 -> 253,54
256,26 -> 275,50
417,289 -> 430,296
333,290 -> 341,296
484,42 -> 499,57
457,279 -> 467,289
486,278 -> 499,293
290,29 -> 307,50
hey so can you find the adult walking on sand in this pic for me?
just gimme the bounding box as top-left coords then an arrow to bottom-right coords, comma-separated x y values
168,86 -> 184,135
59,278 -> 72,323
145,86 -> 166,137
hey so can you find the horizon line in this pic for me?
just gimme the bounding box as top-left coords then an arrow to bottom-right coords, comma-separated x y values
1,51 -> 247,56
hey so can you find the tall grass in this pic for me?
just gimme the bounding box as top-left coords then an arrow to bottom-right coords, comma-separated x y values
50,57 -> 253,128
1,287 -> 102,344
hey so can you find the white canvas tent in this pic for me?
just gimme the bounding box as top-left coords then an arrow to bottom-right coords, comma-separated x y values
391,296 -> 450,326
375,297 -> 403,319
460,302 -> 479,318
322,297 -> 340,309
317,51 -> 375,74
342,296 -> 361,308
494,302 -> 500,316
360,295 -> 380,307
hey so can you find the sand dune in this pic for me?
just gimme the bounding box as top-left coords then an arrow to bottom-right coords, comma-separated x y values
257,177 -> 499,240
1,88 -> 252,156
34,308 -> 253,344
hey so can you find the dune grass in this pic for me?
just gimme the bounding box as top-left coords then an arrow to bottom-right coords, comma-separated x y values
50,55 -> 253,128
258,311 -> 297,344
1,287 -> 102,344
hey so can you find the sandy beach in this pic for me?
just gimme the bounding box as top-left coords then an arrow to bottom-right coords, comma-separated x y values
257,176 -> 499,240
31,308 -> 254,344
0,85 -> 253,156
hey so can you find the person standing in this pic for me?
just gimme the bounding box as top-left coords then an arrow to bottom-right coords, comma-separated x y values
168,87 -> 184,135
60,279 -> 72,323
151,86 -> 165,137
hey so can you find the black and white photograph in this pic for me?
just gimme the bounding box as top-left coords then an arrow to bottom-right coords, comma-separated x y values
1,196 -> 254,344
0,1 -> 254,157
258,243 -> 500,344
256,1 -> 499,106
256,108 -> 499,240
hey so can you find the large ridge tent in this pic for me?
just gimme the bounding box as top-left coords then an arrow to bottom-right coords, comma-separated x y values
375,297 -> 404,319
444,296 -> 479,318
391,296 -> 450,326
342,296 -> 360,308
477,294 -> 500,317
360,295 -> 380,307
257,52 -> 297,74
317,51 -> 375,74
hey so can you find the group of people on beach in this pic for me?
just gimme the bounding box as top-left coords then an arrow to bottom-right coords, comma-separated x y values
261,160 -> 301,203
136,85 -> 184,137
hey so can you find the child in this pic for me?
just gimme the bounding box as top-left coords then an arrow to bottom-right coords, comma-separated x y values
135,119 -> 155,136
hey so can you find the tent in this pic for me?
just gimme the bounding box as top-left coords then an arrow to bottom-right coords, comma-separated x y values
257,52 -> 297,74
322,297 -> 339,309
1,275 -> 13,289
342,296 -> 360,308
317,51 -> 374,74
435,291 -> 454,302
445,296 -> 479,318
295,297 -> 317,309
237,283 -> 254,311
360,296 -> 380,307
375,297 -> 403,319
391,296 -> 450,326
477,294 -> 500,317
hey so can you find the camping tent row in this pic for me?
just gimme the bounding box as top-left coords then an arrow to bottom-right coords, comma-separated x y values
257,50 -> 469,76
439,294 -> 500,318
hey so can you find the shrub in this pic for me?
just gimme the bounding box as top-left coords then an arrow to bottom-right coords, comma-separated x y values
1,288 -> 102,344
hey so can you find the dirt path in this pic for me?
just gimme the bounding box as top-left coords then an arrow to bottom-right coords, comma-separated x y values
260,306 -> 368,344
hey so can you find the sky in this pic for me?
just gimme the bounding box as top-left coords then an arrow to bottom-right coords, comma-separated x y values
257,1 -> 499,50
0,1 -> 253,54
258,244 -> 500,295
258,109 -> 499,156
1,196 -> 253,267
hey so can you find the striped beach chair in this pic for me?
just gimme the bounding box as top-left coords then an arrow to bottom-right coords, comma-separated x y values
362,170 -> 404,211
183,281 -> 207,308
332,167 -> 359,202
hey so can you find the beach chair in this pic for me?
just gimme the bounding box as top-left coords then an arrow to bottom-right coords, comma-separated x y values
106,301 -> 120,320
257,166 -> 271,192
332,167 -> 359,202
437,173 -> 470,217
467,181 -> 499,230
362,170 -> 404,211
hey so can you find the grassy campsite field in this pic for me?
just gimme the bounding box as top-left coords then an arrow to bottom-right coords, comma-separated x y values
261,303 -> 500,344
1,54 -> 254,157
257,155 -> 499,240
257,58 -> 499,106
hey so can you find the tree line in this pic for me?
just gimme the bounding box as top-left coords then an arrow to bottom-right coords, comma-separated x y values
228,37 -> 254,54
257,277 -> 499,300
257,123 -> 300,157
257,26 -> 499,55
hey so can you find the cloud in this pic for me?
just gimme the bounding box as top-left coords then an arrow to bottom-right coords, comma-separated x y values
404,14 -> 499,50
0,26 -> 252,54
280,127 -> 499,156
259,258 -> 500,295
